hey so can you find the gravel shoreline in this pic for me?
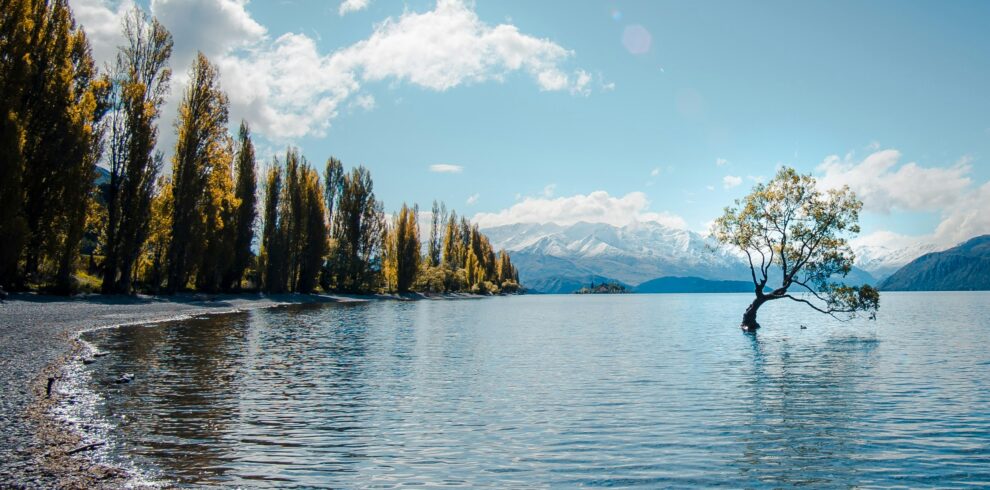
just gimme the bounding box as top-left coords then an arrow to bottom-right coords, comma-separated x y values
0,291 -> 431,489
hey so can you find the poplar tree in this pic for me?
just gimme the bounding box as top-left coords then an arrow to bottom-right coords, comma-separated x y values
258,149 -> 327,293
296,165 -> 327,293
259,163 -> 285,292
166,52 -> 229,292
320,157 -> 344,290
225,121 -> 257,290
0,0 -> 109,291
101,7 -> 172,293
196,139 -> 237,293
383,203 -> 421,293
330,167 -> 385,292
428,200 -> 447,267
323,157 -> 344,236
441,210 -> 460,269
143,177 -> 172,292
0,0 -> 32,287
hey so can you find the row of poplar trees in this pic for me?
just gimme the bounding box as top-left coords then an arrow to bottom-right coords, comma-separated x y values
259,157 -> 520,295
0,1 -> 520,296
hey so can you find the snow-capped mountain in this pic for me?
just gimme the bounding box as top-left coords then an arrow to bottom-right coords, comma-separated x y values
484,221 -> 889,293
852,242 -> 941,281
482,221 -> 753,292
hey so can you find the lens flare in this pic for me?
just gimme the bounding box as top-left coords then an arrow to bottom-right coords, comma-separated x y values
622,24 -> 652,55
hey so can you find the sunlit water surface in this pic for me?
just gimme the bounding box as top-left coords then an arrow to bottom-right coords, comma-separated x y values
77,292 -> 990,488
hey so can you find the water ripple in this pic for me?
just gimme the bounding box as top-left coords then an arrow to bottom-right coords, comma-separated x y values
78,292 -> 990,488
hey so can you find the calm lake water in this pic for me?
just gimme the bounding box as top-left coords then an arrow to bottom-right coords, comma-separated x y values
76,292 -> 990,488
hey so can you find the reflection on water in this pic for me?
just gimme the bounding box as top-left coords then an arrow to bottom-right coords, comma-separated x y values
82,293 -> 990,487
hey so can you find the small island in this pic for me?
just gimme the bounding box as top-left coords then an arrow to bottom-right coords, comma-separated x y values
575,281 -> 628,294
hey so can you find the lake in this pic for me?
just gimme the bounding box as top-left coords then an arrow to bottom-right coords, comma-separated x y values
74,292 -> 990,488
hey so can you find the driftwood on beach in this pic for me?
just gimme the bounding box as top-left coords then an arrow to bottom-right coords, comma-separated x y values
65,442 -> 104,456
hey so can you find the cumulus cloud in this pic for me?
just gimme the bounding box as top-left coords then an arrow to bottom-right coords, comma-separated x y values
466,193 -> 480,205
71,0 -> 594,142
70,0 -> 133,67
542,183 -> 557,197
816,149 -> 972,213
472,191 -> 688,229
824,149 -> 990,250
722,175 -> 742,189
429,164 -> 463,173
716,157 -> 728,167
930,180 -> 990,247
650,167 -> 660,177
339,0 -> 370,16
152,0 -> 266,70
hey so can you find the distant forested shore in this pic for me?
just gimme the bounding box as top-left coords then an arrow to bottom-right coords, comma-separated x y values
0,1 -> 519,297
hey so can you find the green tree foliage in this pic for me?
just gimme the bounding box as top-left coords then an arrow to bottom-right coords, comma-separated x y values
428,207 -> 517,294
383,203 -> 421,293
328,166 -> 385,293
259,164 -> 285,292
225,121 -> 257,290
0,0 -> 517,297
101,7 -> 172,294
258,148 -> 327,293
166,52 -> 229,292
296,160 -> 328,293
712,167 -> 880,331
0,0 -> 111,291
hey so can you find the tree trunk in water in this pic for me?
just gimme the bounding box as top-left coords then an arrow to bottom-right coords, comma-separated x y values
741,296 -> 766,332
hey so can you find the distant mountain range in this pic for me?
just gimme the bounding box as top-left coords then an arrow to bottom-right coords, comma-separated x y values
878,235 -> 990,291
484,221 -> 882,294
483,222 -> 750,293
852,241 -> 940,280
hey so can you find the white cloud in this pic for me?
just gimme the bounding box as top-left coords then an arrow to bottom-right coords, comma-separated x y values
69,0 -> 133,67
706,185 -> 715,191
429,163 -> 463,173
851,229 -> 929,250
472,191 -> 687,229
716,157 -> 728,167
930,180 -> 990,247
336,0 -> 587,93
816,149 -> 972,213
466,193 -> 480,205
747,175 -> 765,184
722,175 -> 742,189
152,0 -> 266,71
339,0 -> 370,16
650,167 -> 660,177
825,149 -> 990,251
72,0 -> 594,143
542,183 -> 557,197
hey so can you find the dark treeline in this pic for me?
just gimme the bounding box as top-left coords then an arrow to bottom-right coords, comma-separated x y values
0,1 -> 519,296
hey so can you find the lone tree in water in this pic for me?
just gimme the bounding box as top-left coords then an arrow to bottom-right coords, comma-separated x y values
712,167 -> 879,332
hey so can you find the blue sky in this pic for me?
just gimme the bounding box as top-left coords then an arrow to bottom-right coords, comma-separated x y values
74,0 -> 990,249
